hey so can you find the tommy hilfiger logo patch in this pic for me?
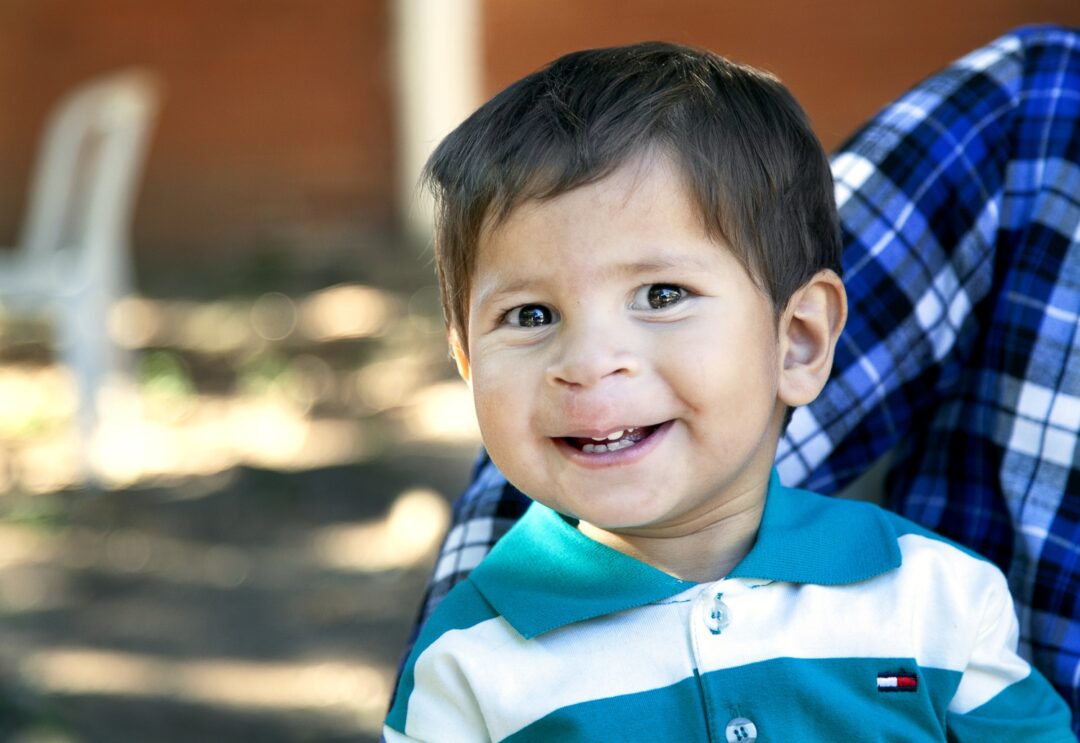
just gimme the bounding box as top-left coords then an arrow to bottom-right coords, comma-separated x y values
877,671 -> 918,692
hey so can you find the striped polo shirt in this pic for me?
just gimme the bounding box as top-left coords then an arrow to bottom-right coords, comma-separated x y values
385,472 -> 1073,741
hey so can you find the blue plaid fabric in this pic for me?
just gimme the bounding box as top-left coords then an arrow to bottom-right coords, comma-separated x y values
412,25 -> 1080,729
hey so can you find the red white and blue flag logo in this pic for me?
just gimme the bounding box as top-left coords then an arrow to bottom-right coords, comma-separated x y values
877,672 -> 918,692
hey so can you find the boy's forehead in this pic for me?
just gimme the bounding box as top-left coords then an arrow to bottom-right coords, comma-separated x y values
477,152 -> 703,256
470,168 -> 748,311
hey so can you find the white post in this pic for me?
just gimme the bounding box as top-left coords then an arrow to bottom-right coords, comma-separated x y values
392,0 -> 482,246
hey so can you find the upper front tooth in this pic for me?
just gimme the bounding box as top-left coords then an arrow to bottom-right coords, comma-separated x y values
588,429 -> 627,442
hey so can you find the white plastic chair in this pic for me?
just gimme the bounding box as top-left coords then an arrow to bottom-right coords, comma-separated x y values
0,68 -> 162,482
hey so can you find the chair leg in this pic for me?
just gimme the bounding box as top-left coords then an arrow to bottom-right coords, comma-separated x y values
56,293 -> 99,484
57,285 -> 136,487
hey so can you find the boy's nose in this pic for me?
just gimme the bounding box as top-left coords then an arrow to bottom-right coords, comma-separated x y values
544,326 -> 641,389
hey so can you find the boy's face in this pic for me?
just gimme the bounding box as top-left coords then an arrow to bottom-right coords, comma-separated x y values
456,153 -> 789,536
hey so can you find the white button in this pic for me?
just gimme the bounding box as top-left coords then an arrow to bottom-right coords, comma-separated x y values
725,717 -> 757,742
701,591 -> 731,634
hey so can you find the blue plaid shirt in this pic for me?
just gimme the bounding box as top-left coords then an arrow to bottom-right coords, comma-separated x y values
412,25 -> 1080,730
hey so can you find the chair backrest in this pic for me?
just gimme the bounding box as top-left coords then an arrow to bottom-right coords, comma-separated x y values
17,69 -> 162,290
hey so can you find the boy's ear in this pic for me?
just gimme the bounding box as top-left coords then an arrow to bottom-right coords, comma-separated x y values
777,269 -> 847,407
449,328 -> 472,386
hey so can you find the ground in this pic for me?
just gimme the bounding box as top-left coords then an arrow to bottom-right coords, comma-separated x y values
0,252 -> 479,742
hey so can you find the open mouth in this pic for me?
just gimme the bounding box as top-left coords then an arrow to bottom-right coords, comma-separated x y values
561,423 -> 665,454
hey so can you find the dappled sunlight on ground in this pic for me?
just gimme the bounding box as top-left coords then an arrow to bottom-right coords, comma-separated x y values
0,282 -> 479,494
21,649 -> 393,732
0,457 -> 464,740
314,488 -> 451,572
0,281 -> 478,741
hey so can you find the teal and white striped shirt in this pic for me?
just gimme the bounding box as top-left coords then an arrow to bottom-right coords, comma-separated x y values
385,472 -> 1072,741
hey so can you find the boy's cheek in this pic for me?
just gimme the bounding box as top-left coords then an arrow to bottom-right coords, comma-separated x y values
469,341 -> 546,384
468,368 -> 523,425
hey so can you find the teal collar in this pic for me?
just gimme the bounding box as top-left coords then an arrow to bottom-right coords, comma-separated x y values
469,469 -> 901,638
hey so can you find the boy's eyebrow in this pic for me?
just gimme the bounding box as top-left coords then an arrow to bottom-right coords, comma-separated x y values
616,258 -> 706,274
474,278 -> 536,308
473,256 -> 716,307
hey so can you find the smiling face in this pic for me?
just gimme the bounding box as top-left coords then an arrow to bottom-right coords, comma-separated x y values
457,152 -> 791,540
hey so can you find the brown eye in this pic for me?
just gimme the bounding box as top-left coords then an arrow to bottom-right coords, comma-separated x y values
514,305 -> 553,327
647,284 -> 685,309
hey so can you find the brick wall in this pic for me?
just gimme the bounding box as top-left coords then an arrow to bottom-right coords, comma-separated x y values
0,0 -> 394,264
483,0 -> 1080,151
1,1 -> 1077,267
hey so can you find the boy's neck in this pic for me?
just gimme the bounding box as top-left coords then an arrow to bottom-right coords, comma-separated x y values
576,485 -> 766,584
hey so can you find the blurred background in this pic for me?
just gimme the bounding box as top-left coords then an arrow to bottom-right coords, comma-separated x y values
0,1 -> 1078,741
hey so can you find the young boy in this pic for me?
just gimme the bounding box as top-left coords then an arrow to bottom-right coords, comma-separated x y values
384,42 -> 1073,742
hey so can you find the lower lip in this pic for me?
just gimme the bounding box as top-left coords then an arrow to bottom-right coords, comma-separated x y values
553,421 -> 674,469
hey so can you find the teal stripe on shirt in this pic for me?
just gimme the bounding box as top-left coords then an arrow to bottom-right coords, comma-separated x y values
946,670 -> 1075,741
696,658 -> 958,742
502,674 -> 710,743
501,657 -> 961,742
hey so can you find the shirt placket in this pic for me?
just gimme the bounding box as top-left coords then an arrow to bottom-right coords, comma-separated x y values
689,579 -> 763,742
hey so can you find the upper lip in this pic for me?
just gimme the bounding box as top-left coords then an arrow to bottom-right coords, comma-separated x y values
556,422 -> 662,439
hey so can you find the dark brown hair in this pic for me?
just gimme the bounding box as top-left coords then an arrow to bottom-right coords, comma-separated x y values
424,41 -> 841,350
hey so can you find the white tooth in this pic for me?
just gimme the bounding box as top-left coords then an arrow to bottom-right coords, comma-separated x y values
580,438 -> 638,454
606,429 -> 625,441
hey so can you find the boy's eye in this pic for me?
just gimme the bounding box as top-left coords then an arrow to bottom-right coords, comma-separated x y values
635,284 -> 688,310
506,304 -> 554,327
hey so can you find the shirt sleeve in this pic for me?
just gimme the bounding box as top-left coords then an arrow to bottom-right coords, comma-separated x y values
384,639 -> 489,743
945,569 -> 1074,740
383,676 -> 489,743
385,581 -> 499,742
